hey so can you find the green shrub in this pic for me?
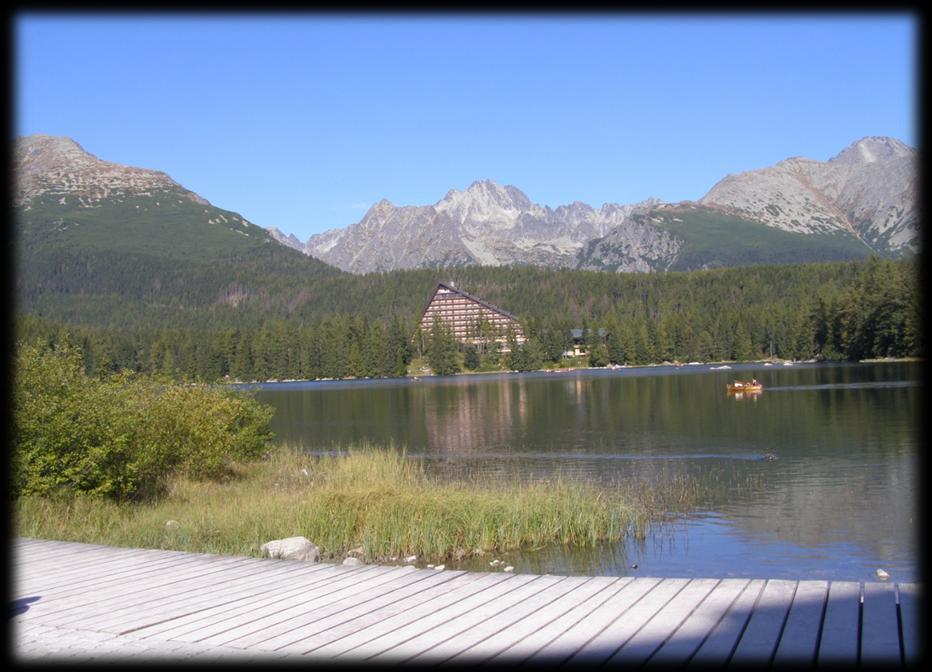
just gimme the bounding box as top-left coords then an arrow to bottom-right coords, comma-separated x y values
13,340 -> 274,501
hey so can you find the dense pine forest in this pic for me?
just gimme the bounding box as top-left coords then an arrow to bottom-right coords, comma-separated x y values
16,257 -> 921,382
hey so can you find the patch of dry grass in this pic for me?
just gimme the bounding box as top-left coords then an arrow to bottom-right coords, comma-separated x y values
15,445 -> 703,564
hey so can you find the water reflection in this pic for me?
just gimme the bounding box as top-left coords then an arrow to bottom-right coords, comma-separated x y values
253,362 -> 919,581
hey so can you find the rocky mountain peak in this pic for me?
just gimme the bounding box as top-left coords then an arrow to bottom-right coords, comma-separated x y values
830,136 -> 914,165
267,226 -> 306,252
436,179 -> 533,222
15,134 -> 208,207
358,198 -> 398,227
17,134 -> 90,165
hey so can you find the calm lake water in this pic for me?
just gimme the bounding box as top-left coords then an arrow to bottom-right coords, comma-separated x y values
249,362 -> 920,582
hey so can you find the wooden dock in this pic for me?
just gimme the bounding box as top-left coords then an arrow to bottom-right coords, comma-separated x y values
12,538 -> 920,665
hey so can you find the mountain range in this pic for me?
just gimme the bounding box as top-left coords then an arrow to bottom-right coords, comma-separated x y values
268,136 -> 916,273
15,134 -> 918,284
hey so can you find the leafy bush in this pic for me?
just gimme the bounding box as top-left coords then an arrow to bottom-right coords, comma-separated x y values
13,340 -> 274,501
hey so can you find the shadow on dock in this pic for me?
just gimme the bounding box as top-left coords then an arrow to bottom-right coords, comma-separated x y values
8,596 -> 41,619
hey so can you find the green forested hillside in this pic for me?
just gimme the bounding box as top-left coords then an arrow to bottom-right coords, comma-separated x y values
577,206 -> 877,273
15,193 -> 343,312
16,257 -> 922,382
650,206 -> 877,270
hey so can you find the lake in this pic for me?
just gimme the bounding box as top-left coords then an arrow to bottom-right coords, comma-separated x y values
249,361 -> 919,582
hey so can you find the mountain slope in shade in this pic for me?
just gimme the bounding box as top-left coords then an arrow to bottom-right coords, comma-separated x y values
699,136 -> 917,253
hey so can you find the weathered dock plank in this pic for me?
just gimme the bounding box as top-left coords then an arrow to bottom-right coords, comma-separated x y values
688,578 -> 766,665
366,574 -> 558,662
861,581 -> 902,665
264,569 -> 468,654
525,576 -> 660,664
648,578 -> 749,665
183,565 -> 406,647
444,575 -> 600,664
136,563 -> 368,641
333,574 -> 536,661
78,559 -> 339,633
486,576 -> 627,664
899,582 -> 920,665
22,555 -> 257,627
728,579 -> 797,665
817,580 -> 860,665
429,575 -> 591,663
773,579 -> 829,665
17,547 -> 205,593
306,571 -> 511,659
568,577 -> 690,665
221,566 -> 437,650
19,551 -> 252,603
608,577 -> 720,665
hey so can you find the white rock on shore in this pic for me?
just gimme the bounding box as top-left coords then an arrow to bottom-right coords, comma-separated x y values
260,536 -> 321,562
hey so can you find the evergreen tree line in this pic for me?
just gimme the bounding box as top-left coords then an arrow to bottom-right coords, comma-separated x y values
17,314 -> 415,382
16,257 -> 921,381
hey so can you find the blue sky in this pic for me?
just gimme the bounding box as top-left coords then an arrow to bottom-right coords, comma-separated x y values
16,13 -> 916,241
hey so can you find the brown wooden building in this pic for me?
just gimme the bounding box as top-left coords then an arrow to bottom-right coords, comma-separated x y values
417,282 -> 525,345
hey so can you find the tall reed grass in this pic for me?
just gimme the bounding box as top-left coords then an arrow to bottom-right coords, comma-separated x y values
15,445 -> 705,564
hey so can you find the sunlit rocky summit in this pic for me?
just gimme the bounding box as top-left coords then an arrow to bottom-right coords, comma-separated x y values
296,181 -> 664,272
700,136 -> 917,253
15,135 -> 209,208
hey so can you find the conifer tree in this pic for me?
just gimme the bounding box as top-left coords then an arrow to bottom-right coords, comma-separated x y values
427,316 -> 460,375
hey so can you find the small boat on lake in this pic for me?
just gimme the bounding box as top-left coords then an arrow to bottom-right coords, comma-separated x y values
727,379 -> 763,394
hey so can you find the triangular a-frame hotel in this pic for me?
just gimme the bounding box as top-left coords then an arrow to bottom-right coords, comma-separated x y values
417,282 -> 525,345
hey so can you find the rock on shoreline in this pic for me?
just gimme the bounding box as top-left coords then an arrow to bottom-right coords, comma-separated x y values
260,536 -> 321,562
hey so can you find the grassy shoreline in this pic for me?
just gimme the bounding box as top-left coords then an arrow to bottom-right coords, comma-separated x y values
15,446 -> 704,566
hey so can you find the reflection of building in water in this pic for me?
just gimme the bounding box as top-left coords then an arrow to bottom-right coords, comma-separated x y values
423,380 -> 527,455
417,282 -> 525,346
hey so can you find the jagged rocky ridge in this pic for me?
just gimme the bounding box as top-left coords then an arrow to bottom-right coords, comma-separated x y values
290,181 -> 664,273
274,136 -> 916,273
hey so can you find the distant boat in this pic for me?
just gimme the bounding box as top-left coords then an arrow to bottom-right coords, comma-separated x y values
727,380 -> 763,393
710,365 -> 732,370
783,361 -> 794,366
